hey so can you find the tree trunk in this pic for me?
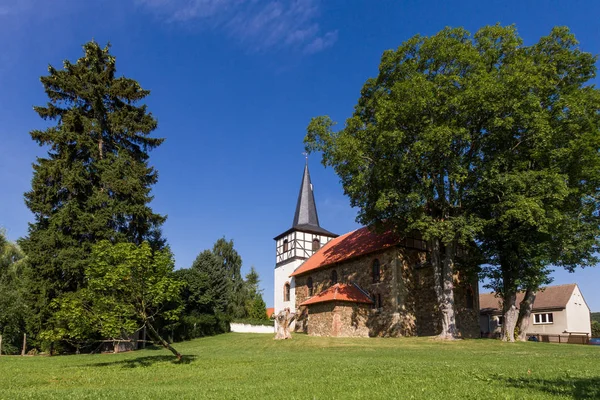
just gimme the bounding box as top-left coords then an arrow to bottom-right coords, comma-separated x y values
145,322 -> 182,360
431,239 -> 458,339
516,289 -> 536,341
501,290 -> 518,342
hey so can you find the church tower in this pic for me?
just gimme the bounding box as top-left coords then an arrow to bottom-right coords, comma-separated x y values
273,161 -> 337,314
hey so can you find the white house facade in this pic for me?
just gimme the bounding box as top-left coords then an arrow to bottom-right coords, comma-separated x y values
480,283 -> 591,338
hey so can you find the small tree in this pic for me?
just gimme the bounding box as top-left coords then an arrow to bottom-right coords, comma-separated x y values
243,267 -> 267,320
45,241 -> 184,359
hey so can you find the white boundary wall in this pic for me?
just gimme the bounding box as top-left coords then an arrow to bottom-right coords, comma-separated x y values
230,323 -> 275,334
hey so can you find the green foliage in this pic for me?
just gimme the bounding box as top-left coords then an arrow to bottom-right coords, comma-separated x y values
591,321 -> 600,338
472,26 -> 600,305
0,230 -> 29,354
44,241 -> 183,347
174,240 -> 268,340
0,335 -> 599,398
20,41 -> 165,344
243,267 -> 267,320
591,313 -> 600,324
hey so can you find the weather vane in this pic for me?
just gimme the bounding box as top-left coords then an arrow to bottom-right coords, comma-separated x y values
302,151 -> 308,164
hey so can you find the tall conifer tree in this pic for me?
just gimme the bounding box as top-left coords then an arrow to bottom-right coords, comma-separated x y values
21,42 -> 165,342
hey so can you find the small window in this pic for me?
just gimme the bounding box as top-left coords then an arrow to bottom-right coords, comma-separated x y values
283,283 -> 290,302
466,287 -> 474,309
283,239 -> 289,253
372,259 -> 381,283
312,238 -> 320,251
533,313 -> 554,324
372,293 -> 383,309
307,277 -> 313,296
331,270 -> 338,285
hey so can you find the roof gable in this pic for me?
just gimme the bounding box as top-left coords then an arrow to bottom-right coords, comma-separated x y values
300,283 -> 374,306
479,284 -> 577,312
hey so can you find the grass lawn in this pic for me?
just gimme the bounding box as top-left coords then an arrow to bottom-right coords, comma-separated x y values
0,333 -> 598,399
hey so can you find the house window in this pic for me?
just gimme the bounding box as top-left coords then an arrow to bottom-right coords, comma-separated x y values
283,283 -> 290,302
372,259 -> 381,283
312,238 -> 320,251
283,239 -> 289,253
466,287 -> 474,309
533,313 -> 554,324
331,270 -> 338,285
307,277 -> 313,296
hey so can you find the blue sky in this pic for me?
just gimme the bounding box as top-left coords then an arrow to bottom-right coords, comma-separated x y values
1,0 -> 600,311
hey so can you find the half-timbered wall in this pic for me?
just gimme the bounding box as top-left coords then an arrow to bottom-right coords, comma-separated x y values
275,231 -> 335,266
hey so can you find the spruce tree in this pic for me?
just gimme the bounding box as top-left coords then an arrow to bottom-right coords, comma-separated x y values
21,41 -> 165,344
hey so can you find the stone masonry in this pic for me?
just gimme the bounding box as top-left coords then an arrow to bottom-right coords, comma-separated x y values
294,245 -> 480,338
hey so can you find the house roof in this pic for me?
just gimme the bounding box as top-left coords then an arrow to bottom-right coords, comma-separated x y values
299,283 -> 374,306
291,226 -> 400,277
479,284 -> 577,313
274,163 -> 336,240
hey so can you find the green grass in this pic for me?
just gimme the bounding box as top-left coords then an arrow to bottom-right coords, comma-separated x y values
1,334 -> 599,399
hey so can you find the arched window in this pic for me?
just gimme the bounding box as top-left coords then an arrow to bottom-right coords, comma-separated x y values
283,282 -> 290,302
372,259 -> 381,283
331,270 -> 338,285
466,286 -> 474,309
307,277 -> 313,296
283,239 -> 289,253
312,238 -> 320,251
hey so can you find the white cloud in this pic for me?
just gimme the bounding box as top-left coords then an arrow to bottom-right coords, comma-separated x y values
136,0 -> 338,53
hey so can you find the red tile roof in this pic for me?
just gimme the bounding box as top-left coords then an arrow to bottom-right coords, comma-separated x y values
291,226 -> 399,277
479,284 -> 577,313
300,283 -> 374,306
266,308 -> 274,318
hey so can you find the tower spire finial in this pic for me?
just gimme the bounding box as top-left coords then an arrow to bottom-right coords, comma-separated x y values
302,151 -> 308,165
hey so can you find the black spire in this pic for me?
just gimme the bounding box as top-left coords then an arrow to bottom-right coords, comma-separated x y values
290,163 -> 336,236
293,163 -> 319,227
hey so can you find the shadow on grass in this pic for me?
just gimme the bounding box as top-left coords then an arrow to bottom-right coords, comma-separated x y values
88,354 -> 196,369
499,376 -> 600,399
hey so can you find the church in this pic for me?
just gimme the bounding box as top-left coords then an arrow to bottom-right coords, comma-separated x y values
274,163 -> 480,338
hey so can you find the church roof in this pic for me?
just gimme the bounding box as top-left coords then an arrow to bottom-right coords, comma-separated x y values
274,163 -> 336,240
299,283 -> 374,306
291,226 -> 399,277
479,284 -> 578,313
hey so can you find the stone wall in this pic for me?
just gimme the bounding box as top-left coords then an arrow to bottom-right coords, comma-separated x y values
305,302 -> 370,337
295,244 -> 480,338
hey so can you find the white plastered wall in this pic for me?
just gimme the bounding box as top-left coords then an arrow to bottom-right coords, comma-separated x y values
565,285 -> 591,334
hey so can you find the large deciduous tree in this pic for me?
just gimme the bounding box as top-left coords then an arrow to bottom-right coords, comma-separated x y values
21,41 -> 165,345
472,26 -> 600,341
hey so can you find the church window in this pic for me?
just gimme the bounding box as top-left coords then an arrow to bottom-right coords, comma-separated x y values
372,293 -> 382,310
331,270 -> 338,285
466,286 -> 474,309
307,277 -> 313,296
312,238 -> 320,251
283,239 -> 289,253
283,282 -> 290,302
372,259 -> 381,283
